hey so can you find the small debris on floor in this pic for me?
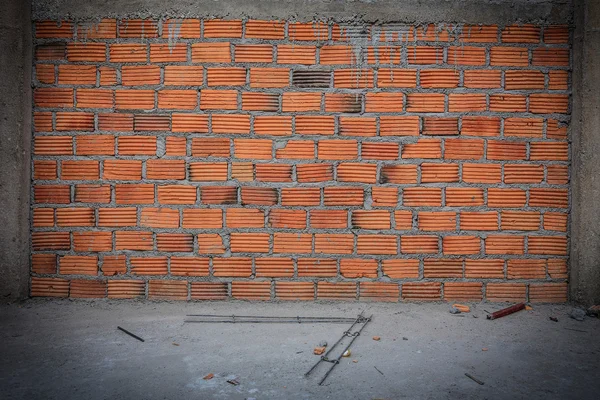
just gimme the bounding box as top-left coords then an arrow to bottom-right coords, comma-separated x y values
226,379 -> 239,386
203,373 -> 214,380
374,366 -> 385,375
465,372 -> 485,385
373,336 -> 381,341
172,343 -> 179,346
587,305 -> 600,317
570,308 -> 586,321
319,340 -> 328,347
549,317 -> 559,322
525,305 -> 533,311
482,348 -> 488,351
352,359 -> 358,363
449,307 -> 461,314
342,350 -> 351,357
313,346 -> 326,355
296,351 -> 303,354
403,337 -> 408,341
453,304 -> 470,313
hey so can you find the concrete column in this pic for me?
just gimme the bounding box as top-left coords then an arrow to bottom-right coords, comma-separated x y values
571,0 -> 600,305
0,1 -> 32,301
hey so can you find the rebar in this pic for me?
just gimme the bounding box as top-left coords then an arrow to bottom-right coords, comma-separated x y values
184,314 -> 359,324
304,312 -> 372,385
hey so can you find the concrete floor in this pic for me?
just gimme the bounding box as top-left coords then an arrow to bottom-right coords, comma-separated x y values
0,300 -> 598,400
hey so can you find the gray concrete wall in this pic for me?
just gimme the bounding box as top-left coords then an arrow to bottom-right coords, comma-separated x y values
571,0 -> 600,306
0,1 -> 32,301
32,0 -> 571,24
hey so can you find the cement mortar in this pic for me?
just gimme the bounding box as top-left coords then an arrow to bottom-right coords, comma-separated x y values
0,0 -> 31,301
0,299 -> 598,399
32,0 -> 573,24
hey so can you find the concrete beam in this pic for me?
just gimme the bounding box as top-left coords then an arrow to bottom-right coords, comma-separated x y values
571,0 -> 600,305
32,0 -> 572,24
0,1 -> 32,301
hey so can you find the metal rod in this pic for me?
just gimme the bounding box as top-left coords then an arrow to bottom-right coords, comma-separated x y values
186,314 -> 357,320
305,312 -> 365,377
184,314 -> 358,324
486,303 -> 525,320
117,326 -> 144,342
184,319 -> 355,324
318,315 -> 372,385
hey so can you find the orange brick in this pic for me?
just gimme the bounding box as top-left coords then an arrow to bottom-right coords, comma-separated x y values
162,19 -> 201,38
130,257 -> 168,275
317,282 -> 357,300
418,212 -> 456,231
148,280 -> 187,300
36,20 -> 74,38
420,69 -> 459,88
442,236 -> 481,255
256,258 -> 294,277
192,42 -> 231,63
201,186 -> 237,204
278,45 -> 316,64
311,210 -> 347,229
204,19 -> 242,38
146,159 -> 185,180
164,66 -> 204,86
402,282 -> 441,301
31,277 -> 70,298
315,234 -> 354,254
98,208 -> 137,227
102,255 -> 127,276
157,233 -> 193,252
401,235 -> 439,254
182,209 -> 223,229
407,46 -> 443,64
246,20 -> 285,39
191,282 -> 228,300
32,232 -> 70,251
529,283 -> 568,303
460,211 -> 498,231
382,259 -> 419,278
32,254 -> 57,274
73,231 -> 112,252
324,187 -> 363,206
464,70 -> 502,88
465,259 -> 504,278
158,90 -> 197,110
486,283 -> 526,302
273,233 -> 312,253
118,19 -> 158,38
403,187 -> 442,207
421,163 -> 459,183
485,235 -> 525,255
360,282 -> 399,302
107,280 -> 145,299
377,69 -> 417,88
357,235 -> 397,255
269,209 -> 307,229
242,92 -> 279,111
66,42 -> 106,62
490,47 -> 529,66
150,43 -> 188,62
226,208 -> 265,228
242,187 -> 277,205
444,282 -> 483,301
60,255 -> 98,275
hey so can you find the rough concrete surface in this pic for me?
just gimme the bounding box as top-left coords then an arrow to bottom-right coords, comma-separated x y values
570,0 -> 600,305
0,0 -> 31,301
32,0 -> 573,24
1,300 -> 598,399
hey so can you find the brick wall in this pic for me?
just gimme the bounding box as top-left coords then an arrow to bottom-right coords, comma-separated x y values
30,19 -> 570,302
